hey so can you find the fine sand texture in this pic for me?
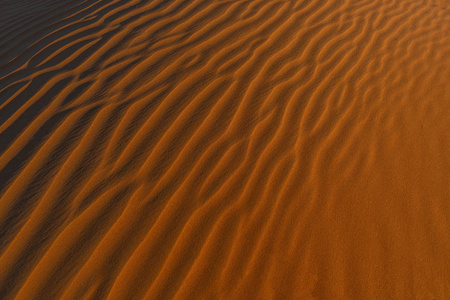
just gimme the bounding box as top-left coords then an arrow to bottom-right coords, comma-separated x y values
1,0 -> 450,298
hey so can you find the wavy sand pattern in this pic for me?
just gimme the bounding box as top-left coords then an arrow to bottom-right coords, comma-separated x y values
1,0 -> 450,298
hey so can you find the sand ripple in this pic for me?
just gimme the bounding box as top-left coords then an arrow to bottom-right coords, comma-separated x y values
1,0 -> 450,298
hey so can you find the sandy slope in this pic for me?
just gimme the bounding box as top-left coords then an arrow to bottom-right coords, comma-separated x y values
1,0 -> 450,298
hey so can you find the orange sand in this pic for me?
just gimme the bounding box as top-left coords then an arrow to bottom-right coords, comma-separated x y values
1,0 -> 450,298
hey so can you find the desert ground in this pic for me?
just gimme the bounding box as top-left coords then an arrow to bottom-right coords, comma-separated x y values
1,0 -> 450,298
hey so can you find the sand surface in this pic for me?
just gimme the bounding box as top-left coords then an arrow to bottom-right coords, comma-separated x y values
1,0 -> 450,298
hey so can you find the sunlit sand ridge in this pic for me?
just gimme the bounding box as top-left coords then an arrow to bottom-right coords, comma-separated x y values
1,0 -> 450,298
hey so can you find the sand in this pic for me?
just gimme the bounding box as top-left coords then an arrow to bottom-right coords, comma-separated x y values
1,0 -> 450,298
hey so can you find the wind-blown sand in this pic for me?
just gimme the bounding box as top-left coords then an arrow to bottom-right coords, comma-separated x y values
1,0 -> 450,298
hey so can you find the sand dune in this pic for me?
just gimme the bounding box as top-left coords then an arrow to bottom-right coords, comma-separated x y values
1,0 -> 450,298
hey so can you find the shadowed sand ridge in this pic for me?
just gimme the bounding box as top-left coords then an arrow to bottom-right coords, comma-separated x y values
1,0 -> 450,298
